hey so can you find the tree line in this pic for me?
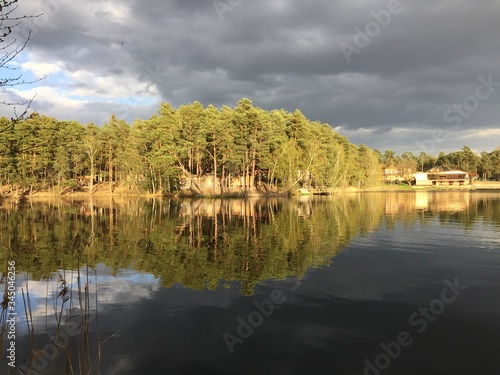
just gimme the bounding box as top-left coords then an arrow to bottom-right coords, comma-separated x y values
381,146 -> 500,181
0,98 -> 382,195
0,98 -> 498,195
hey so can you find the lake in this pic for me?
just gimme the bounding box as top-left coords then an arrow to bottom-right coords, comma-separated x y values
1,192 -> 499,374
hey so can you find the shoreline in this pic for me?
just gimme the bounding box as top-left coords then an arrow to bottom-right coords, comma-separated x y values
1,181 -> 499,201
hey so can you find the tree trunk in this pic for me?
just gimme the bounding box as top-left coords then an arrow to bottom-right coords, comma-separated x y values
213,144 -> 217,195
189,149 -> 193,175
221,164 -> 225,195
150,165 -> 156,195
251,151 -> 256,190
109,143 -> 113,194
197,148 -> 201,178
89,157 -> 94,196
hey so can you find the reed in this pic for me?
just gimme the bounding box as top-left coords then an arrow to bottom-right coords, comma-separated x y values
0,262 -> 111,374
37,268 -> 95,374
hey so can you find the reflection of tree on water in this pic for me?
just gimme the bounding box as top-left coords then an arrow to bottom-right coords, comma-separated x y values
297,196 -> 313,217
1,193 -> 498,294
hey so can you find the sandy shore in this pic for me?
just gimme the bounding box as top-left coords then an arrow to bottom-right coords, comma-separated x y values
2,181 -> 499,199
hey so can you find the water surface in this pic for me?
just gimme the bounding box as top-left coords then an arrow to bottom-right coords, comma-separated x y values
1,192 -> 499,374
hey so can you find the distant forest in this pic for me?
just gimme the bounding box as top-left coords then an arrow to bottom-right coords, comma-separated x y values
0,98 -> 499,195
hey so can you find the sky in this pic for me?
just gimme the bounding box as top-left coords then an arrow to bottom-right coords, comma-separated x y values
1,0 -> 499,155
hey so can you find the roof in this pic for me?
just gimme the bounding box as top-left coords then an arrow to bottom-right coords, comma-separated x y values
428,170 -> 468,175
427,166 -> 469,174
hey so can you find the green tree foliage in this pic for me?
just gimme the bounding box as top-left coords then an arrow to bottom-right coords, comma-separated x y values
3,98 -> 496,195
431,146 -> 486,176
478,147 -> 500,180
382,149 -> 396,167
358,145 -> 383,186
385,146 -> 499,181
82,123 -> 102,195
101,114 -> 130,193
397,152 -> 418,180
0,99 -> 358,194
0,114 -> 87,194
417,152 -> 436,172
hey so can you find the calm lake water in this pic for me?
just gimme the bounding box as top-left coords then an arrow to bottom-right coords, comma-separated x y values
1,192 -> 500,374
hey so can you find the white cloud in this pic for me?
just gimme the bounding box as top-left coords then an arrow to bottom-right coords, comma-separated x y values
459,128 -> 500,140
9,86 -> 85,108
97,2 -> 130,23
66,69 -> 158,99
21,61 -> 61,79
0,49 -> 160,123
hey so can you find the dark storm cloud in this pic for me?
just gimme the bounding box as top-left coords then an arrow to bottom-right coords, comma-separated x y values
14,0 -> 500,152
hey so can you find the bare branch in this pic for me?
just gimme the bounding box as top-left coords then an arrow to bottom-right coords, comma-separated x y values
0,1 -> 45,127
